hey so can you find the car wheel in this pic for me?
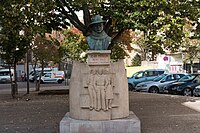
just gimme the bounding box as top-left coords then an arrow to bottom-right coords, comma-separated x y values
183,88 -> 193,96
57,80 -> 63,84
128,84 -> 134,91
149,87 -> 159,93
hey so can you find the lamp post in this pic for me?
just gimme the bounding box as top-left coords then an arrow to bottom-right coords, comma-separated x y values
26,51 -> 32,94
181,52 -> 186,73
197,52 -> 200,73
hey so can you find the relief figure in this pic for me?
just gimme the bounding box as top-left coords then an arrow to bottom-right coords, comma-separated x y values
87,69 -> 97,110
94,68 -> 107,111
105,76 -> 113,110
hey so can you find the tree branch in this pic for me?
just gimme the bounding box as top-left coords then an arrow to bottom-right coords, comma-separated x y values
108,29 -> 126,50
104,18 -> 112,35
56,0 -> 87,34
57,6 -> 85,32
60,0 -> 85,28
82,1 -> 91,27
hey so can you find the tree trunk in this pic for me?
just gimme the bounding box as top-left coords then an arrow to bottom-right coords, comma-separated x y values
190,60 -> 194,74
32,62 -> 38,91
11,60 -> 18,98
36,61 -> 44,91
9,65 -> 15,98
14,62 -> 18,94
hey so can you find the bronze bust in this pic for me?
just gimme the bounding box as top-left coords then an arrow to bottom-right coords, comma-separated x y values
86,15 -> 111,50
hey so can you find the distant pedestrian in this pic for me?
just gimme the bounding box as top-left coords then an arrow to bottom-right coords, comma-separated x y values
24,72 -> 27,81
21,71 -> 25,81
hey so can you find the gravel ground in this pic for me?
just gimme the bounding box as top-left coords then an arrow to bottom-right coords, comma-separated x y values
0,93 -> 69,133
0,91 -> 200,133
130,92 -> 200,133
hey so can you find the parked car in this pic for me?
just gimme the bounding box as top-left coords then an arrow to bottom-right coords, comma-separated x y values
135,73 -> 186,93
0,69 -> 14,83
194,85 -> 200,97
37,71 -> 65,84
127,69 -> 167,91
164,74 -> 200,96
29,68 -> 54,82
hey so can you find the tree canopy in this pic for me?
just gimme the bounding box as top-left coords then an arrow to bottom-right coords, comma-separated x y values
0,0 -> 65,96
1,0 -> 199,63
55,0 -> 199,52
0,0 -> 63,64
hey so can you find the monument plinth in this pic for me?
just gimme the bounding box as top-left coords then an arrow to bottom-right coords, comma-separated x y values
60,50 -> 141,133
69,50 -> 129,121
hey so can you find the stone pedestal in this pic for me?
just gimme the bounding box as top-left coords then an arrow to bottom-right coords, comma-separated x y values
69,51 -> 130,121
60,111 -> 141,133
60,50 -> 141,132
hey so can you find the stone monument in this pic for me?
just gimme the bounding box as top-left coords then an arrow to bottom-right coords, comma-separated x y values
60,15 -> 140,133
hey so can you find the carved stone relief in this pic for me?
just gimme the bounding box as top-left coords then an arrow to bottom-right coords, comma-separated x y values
69,60 -> 129,121
86,67 -> 114,112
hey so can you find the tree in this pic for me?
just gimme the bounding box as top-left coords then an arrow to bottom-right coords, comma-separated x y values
180,19 -> 200,73
61,28 -> 88,61
55,0 -> 199,61
32,34 -> 62,91
0,0 -> 31,97
182,39 -> 200,74
131,54 -> 141,66
0,0 -> 63,97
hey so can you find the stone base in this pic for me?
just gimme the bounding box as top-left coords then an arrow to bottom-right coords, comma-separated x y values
60,111 -> 140,133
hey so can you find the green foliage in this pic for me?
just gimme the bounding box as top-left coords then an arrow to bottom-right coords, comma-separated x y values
1,0 -> 199,64
61,29 -> 88,61
32,35 -> 62,64
181,38 -> 200,63
0,0 -> 30,64
110,44 -> 128,62
131,54 -> 141,66
61,28 -> 129,62
0,0 -> 62,65
55,0 -> 199,60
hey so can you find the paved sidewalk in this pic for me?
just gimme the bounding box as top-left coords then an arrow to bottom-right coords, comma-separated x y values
0,89 -> 200,133
0,84 -> 68,94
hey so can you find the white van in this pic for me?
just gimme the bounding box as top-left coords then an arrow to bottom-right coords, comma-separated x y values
0,69 -> 14,83
29,68 -> 57,82
37,71 -> 65,84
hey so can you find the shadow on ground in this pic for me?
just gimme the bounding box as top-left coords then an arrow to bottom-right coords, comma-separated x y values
38,89 -> 69,95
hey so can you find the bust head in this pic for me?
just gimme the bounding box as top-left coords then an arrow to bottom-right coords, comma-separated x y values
92,23 -> 104,33
89,15 -> 105,34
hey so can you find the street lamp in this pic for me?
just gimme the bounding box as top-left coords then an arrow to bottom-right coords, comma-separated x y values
181,52 -> 187,73
197,52 -> 200,73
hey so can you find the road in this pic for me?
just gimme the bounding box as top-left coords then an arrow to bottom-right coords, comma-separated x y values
0,81 -> 69,94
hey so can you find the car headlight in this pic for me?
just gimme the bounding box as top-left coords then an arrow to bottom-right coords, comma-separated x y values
141,84 -> 147,87
171,86 -> 180,90
194,88 -> 200,92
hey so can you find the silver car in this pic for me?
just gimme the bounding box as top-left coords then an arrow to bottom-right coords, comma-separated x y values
135,73 -> 186,93
194,85 -> 200,97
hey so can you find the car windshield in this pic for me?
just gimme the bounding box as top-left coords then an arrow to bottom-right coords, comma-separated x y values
178,75 -> 196,82
153,74 -> 167,81
131,71 -> 142,77
0,71 -> 10,76
42,72 -> 49,76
